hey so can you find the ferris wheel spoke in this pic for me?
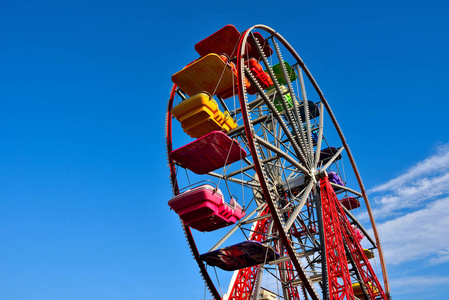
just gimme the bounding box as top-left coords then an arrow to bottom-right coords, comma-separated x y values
224,156 -> 277,178
330,182 -> 362,197
313,102 -> 325,170
272,39 -> 312,165
209,202 -> 267,252
247,36 -> 310,166
283,181 -> 314,233
228,115 -> 269,137
267,74 -> 307,163
206,171 -> 258,188
243,68 -> 309,168
238,205 -> 295,227
253,135 -> 309,175
296,65 -> 315,165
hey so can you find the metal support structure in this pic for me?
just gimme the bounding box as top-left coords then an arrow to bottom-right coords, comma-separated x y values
320,176 -> 388,300
332,184 -> 389,300
315,188 -> 328,300
320,177 -> 355,300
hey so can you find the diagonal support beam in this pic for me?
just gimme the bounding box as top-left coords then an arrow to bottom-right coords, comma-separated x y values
313,102 -> 325,170
283,181 -> 314,233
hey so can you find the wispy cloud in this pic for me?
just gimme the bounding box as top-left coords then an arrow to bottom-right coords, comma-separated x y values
369,143 -> 449,193
372,172 -> 449,217
377,197 -> 449,265
368,144 -> 449,218
392,275 -> 449,286
365,144 -> 449,266
429,247 -> 449,265
391,275 -> 449,295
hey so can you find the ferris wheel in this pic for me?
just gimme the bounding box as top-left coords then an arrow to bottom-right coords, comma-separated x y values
166,24 -> 391,300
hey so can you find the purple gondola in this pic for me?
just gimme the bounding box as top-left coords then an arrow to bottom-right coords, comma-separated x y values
200,241 -> 280,271
328,171 -> 344,191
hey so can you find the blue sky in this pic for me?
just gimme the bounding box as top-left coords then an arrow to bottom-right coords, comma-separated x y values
1,0 -> 448,299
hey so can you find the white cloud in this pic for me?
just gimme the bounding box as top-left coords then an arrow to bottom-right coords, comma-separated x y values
372,172 -> 449,217
367,144 -> 449,218
377,197 -> 449,265
369,144 -> 449,193
429,247 -> 449,265
365,144 -> 449,267
392,275 -> 449,286
391,275 -> 449,295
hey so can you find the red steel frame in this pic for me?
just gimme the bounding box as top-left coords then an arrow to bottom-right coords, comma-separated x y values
320,176 -> 388,300
320,177 -> 355,300
227,264 -> 260,300
330,185 -> 388,299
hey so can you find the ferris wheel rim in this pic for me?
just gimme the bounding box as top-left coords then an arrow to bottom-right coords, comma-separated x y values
239,24 -> 389,296
236,24 -> 389,297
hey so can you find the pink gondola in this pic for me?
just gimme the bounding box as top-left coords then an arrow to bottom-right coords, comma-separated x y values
168,185 -> 245,232
169,131 -> 247,175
